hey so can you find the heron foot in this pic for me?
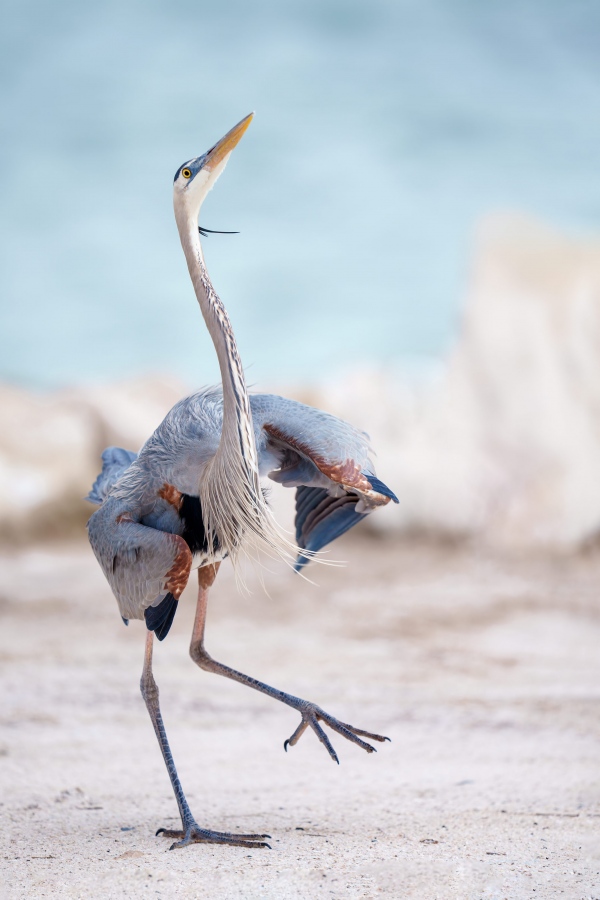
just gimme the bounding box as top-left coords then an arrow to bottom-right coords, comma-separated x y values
156,823 -> 271,851
283,701 -> 390,763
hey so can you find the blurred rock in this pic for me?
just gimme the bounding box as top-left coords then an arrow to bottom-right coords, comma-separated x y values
63,374 -> 189,452
0,383 -> 98,541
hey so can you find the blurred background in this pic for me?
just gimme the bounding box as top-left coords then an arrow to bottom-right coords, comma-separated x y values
2,0 -> 600,547
3,6 -> 600,892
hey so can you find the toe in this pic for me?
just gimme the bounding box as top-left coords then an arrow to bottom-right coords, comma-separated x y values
308,717 -> 340,763
156,827 -> 183,839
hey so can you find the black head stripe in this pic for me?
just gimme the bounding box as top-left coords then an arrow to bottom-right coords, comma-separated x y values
173,153 -> 207,184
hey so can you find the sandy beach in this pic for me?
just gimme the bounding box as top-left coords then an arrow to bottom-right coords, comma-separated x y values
1,534 -> 598,898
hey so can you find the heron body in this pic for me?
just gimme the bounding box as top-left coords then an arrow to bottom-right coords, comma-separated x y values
87,114 -> 397,850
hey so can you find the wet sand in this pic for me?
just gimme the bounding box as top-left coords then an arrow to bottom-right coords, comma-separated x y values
1,536 -> 599,898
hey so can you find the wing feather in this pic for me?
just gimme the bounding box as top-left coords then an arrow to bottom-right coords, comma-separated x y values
249,394 -> 397,570
294,487 -> 367,571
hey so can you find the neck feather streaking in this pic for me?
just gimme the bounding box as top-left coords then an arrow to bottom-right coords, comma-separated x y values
176,210 -> 291,569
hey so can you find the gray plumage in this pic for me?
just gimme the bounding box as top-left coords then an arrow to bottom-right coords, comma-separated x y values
87,387 -> 394,622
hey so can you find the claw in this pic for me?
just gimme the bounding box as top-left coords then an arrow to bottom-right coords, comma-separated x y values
285,718 -> 310,750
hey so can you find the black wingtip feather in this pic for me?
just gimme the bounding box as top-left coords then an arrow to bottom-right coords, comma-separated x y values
366,475 -> 399,503
145,593 -> 179,641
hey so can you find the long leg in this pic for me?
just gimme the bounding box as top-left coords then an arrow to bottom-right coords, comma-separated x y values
140,628 -> 270,850
189,565 -> 390,764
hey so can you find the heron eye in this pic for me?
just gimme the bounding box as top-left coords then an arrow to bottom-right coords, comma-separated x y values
181,168 -> 192,179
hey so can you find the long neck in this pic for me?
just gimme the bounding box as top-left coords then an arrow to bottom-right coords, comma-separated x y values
175,203 -> 265,559
176,208 -> 247,422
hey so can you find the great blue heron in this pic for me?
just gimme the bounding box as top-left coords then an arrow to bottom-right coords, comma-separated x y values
87,114 -> 398,850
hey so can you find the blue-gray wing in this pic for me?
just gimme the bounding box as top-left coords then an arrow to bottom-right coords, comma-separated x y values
250,394 -> 398,570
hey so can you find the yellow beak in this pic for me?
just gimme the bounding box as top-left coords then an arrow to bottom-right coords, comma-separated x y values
204,113 -> 254,170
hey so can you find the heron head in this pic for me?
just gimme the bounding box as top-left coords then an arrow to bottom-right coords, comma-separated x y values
173,113 -> 253,218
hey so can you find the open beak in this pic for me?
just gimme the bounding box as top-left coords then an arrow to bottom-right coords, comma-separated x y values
204,113 -> 254,171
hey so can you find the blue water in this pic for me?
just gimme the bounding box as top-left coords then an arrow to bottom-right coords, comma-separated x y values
1,0 -> 600,389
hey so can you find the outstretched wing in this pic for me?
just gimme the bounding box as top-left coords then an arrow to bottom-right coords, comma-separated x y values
87,498 -> 192,639
250,394 -> 398,570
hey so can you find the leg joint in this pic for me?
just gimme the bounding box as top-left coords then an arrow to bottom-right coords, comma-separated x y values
189,640 -> 212,669
140,672 -> 159,705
